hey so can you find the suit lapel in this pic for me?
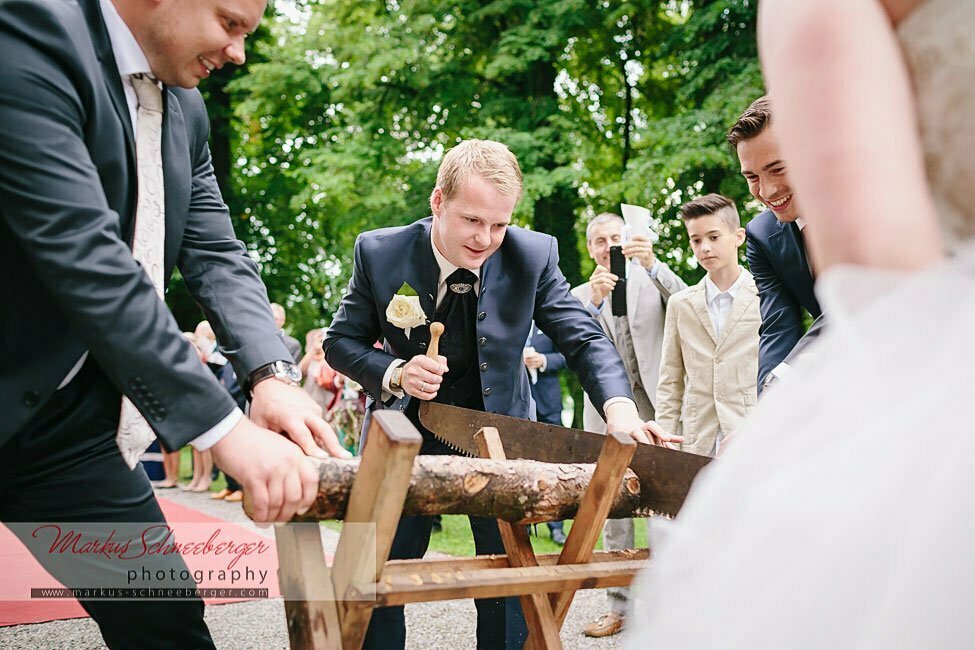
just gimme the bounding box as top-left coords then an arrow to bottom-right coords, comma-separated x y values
161,90 -> 190,272
626,263 -> 642,318
480,250 -> 497,314
81,0 -> 137,236
769,221 -> 814,299
598,288 -> 618,342
690,283 -> 718,345
715,271 -> 756,350
415,222 -> 440,323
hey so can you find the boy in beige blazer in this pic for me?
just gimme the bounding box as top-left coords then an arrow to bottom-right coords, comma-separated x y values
656,194 -> 761,456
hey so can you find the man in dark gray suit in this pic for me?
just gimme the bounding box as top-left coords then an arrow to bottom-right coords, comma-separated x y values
0,0 -> 347,646
325,139 -> 665,649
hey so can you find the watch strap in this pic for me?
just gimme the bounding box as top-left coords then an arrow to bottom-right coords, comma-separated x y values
390,364 -> 404,392
246,360 -> 300,396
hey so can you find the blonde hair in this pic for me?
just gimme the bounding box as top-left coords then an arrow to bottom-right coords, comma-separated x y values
434,139 -> 523,204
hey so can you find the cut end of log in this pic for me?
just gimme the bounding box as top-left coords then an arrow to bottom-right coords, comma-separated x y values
463,473 -> 491,495
623,475 -> 641,496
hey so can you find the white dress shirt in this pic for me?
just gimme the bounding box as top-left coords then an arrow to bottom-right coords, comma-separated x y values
702,266 -> 746,455
704,266 -> 746,340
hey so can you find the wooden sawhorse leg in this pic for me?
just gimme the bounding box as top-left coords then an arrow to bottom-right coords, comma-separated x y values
475,427 -> 636,649
276,410 -> 421,650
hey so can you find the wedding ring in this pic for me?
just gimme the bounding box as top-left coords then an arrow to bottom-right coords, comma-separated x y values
420,381 -> 426,393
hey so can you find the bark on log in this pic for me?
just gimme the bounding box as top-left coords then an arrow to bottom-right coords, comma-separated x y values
297,456 -> 641,524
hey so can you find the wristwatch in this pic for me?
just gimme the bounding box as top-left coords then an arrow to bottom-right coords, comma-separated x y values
246,360 -> 302,396
390,364 -> 404,392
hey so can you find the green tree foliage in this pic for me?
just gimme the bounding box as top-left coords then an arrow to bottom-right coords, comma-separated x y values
190,1 -> 763,417
221,1 -> 761,335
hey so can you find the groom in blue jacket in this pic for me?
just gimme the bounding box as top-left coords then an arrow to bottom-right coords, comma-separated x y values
325,139 -> 669,649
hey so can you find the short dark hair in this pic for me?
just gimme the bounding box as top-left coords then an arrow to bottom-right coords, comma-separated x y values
727,95 -> 772,149
679,193 -> 740,230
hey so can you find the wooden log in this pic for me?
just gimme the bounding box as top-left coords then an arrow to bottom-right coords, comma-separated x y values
294,455 -> 642,524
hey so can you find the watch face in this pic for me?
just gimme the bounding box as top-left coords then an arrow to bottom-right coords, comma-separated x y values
274,360 -> 302,384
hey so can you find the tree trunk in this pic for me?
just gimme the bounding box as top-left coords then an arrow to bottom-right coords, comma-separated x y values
295,456 -> 642,524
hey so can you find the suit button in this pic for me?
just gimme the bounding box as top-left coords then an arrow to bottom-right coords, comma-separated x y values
479,363 -> 488,372
418,342 -> 427,351
23,390 -> 41,407
477,312 -> 486,321
483,387 -> 492,396
477,337 -> 487,347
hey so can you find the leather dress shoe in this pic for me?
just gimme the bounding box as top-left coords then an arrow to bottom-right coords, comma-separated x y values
584,612 -> 624,638
224,490 -> 244,502
210,488 -> 232,500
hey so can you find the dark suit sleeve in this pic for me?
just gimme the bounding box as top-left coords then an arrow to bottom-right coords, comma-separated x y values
0,5 -> 236,447
323,235 -> 398,400
542,350 -> 566,373
783,315 -> 825,364
175,90 -> 293,381
533,237 -> 632,417
746,225 -> 804,393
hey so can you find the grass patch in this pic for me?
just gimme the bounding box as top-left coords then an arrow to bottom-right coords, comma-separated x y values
318,516 -> 650,557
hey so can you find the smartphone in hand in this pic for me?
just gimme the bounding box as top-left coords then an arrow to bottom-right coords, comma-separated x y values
610,245 -> 627,316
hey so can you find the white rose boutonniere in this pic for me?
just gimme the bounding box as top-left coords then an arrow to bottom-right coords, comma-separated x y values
386,282 -> 428,339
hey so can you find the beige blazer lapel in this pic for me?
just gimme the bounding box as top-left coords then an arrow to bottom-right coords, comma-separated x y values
690,282 -> 718,345
598,301 -> 618,343
574,282 -> 618,343
626,263 -> 642,317
715,270 -> 758,351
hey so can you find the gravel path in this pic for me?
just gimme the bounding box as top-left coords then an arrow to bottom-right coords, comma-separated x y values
0,487 -> 632,649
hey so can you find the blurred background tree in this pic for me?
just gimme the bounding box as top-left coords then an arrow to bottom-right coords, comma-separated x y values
165,0 -> 763,425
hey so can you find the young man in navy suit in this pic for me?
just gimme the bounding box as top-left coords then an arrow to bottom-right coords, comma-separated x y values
729,96 -> 823,393
325,139 -> 676,649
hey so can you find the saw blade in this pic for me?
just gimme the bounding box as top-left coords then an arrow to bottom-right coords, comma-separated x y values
418,401 -> 712,517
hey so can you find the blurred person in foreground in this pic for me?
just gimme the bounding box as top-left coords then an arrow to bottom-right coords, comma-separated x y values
627,1 -> 975,648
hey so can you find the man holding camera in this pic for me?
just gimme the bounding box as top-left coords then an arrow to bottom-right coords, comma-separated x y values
571,212 -> 686,638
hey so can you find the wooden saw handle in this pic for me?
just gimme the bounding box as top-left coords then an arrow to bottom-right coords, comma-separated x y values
427,322 -> 444,358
